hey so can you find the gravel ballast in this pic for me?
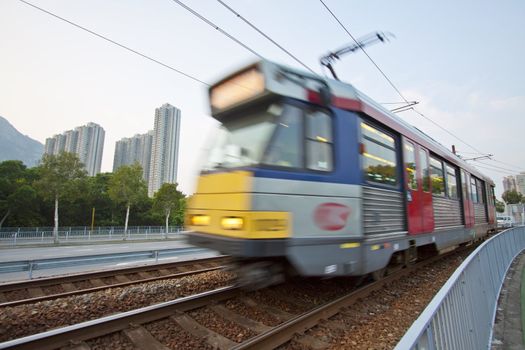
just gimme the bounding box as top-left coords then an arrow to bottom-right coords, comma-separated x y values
0,270 -> 233,342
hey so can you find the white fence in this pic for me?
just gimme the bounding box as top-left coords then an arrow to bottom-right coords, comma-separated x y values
0,226 -> 185,245
395,226 -> 525,350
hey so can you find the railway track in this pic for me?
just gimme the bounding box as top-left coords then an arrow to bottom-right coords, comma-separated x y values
0,256 -> 228,307
0,246 -> 474,350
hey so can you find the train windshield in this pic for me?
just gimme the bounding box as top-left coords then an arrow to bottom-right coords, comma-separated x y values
204,102 -> 304,170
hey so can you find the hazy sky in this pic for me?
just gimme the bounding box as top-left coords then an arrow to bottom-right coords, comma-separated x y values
1,0 -> 524,197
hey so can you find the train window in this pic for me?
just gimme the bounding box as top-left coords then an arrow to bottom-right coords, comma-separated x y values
262,105 -> 303,168
361,122 -> 395,147
446,164 -> 458,199
420,149 -> 430,192
430,156 -> 445,196
470,178 -> 478,203
306,110 -> 333,171
404,142 -> 417,190
307,110 -> 332,141
361,123 -> 397,186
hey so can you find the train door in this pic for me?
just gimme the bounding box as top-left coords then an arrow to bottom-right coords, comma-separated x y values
419,147 -> 434,232
487,185 -> 496,224
403,140 -> 433,234
404,140 -> 421,233
461,170 -> 474,228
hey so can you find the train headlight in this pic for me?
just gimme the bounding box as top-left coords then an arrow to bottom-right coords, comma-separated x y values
221,217 -> 244,230
191,215 -> 210,226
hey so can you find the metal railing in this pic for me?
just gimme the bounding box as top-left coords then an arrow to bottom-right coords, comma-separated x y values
0,226 -> 185,246
0,247 -> 210,279
395,226 -> 525,350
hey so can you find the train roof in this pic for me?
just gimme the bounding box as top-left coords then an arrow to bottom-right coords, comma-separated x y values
210,60 -> 494,186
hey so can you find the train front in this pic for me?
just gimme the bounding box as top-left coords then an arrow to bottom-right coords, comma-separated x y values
186,61 -> 361,286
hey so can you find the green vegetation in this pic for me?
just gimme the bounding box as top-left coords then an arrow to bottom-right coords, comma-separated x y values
108,163 -> 148,237
153,183 -> 185,239
502,190 -> 523,204
35,153 -> 86,243
495,199 -> 505,213
0,157 -> 187,231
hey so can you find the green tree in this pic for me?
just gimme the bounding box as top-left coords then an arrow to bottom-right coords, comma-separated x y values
108,164 -> 147,237
495,199 -> 505,213
173,197 -> 187,227
35,153 -> 86,243
7,185 -> 41,226
153,183 -> 184,238
0,160 -> 33,227
502,190 -> 522,204
86,173 -> 115,226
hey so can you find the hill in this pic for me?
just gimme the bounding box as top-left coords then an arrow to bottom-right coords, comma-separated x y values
0,116 -> 43,167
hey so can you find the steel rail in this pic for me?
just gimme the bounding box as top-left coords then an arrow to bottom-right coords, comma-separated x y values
233,246 -> 475,349
0,256 -> 228,307
0,286 -> 240,350
0,267 -> 223,308
0,245 -> 476,349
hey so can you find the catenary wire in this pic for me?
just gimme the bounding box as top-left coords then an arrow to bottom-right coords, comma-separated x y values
380,101 -> 418,105
169,0 -> 264,59
18,0 -> 211,86
19,0 -> 512,166
471,163 -> 514,175
456,151 -> 487,155
318,0 -> 409,105
489,159 -> 524,171
475,160 -> 522,173
216,0 -> 317,75
318,0 -> 494,158
457,151 -> 522,171
409,108 -> 487,156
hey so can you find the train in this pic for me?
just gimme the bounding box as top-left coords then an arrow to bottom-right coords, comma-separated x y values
185,60 -> 496,287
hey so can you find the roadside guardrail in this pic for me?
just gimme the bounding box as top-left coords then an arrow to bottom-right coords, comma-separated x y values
395,226 -> 525,350
0,246 -> 210,279
0,226 -> 185,246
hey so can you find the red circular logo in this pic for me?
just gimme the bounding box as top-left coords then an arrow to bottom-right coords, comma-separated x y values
314,203 -> 351,231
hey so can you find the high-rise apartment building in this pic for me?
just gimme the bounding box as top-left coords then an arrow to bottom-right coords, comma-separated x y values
113,131 -> 154,183
503,176 -> 519,193
502,173 -> 525,195
148,103 -> 181,196
44,122 -> 105,176
516,172 -> 525,195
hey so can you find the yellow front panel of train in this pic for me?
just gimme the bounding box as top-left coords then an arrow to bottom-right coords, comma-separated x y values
187,209 -> 290,239
196,170 -> 252,194
187,171 -> 290,239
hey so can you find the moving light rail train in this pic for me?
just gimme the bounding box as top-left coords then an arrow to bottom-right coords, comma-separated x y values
186,60 -> 496,287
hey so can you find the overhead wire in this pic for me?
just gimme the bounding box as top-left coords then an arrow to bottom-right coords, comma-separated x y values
380,101 -> 418,105
18,0 -> 211,86
489,159 -> 524,172
471,163 -> 514,175
318,0 -> 494,159
318,0 -> 409,105
474,161 -> 523,173
409,108 -> 487,155
169,0 -> 264,59
215,0 -> 317,75
457,152 -> 523,172
20,0 -> 522,173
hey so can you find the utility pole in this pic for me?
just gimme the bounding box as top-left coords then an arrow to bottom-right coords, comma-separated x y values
91,207 -> 95,232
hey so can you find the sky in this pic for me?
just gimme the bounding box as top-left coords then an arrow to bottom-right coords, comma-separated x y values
1,0 -> 524,198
